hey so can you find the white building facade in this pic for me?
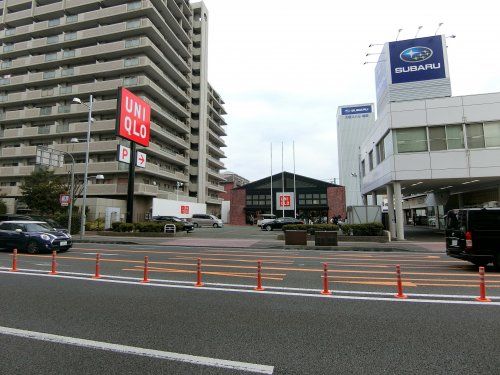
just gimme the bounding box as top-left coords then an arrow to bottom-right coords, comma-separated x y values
353,35 -> 500,239
336,104 -> 375,207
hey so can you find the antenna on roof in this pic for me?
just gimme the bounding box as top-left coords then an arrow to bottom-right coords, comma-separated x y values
415,25 -> 423,38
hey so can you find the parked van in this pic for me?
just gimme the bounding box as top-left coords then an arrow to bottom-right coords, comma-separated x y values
445,208 -> 500,269
188,214 -> 223,228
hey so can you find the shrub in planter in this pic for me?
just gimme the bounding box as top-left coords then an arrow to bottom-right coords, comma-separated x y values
85,218 -> 105,231
339,222 -> 384,236
111,222 -> 134,232
282,224 -> 338,235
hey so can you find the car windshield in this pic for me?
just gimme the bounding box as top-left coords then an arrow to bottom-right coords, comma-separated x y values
23,222 -> 53,232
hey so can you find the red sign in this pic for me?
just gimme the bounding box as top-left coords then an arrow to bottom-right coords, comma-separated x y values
116,87 -> 151,147
180,205 -> 189,214
280,195 -> 291,207
60,194 -> 71,207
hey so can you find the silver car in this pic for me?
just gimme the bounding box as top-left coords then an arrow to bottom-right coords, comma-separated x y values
189,214 -> 224,228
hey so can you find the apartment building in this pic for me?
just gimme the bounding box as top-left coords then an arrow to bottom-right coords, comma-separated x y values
0,0 -> 227,219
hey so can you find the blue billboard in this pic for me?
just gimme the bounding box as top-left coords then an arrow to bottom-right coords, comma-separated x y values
341,105 -> 372,116
389,35 -> 446,84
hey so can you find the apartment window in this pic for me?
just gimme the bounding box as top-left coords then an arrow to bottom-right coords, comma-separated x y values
127,1 -> 142,10
40,106 -> 52,115
63,49 -> 75,58
3,43 -> 14,52
361,160 -> 366,177
48,18 -> 60,27
64,32 -> 77,41
466,123 -> 485,149
66,15 -> 78,23
45,52 -> 58,62
58,105 -> 71,114
394,127 -> 428,153
41,88 -> 54,97
125,38 -> 140,48
0,77 -> 10,85
484,121 -> 500,148
47,35 -> 59,44
126,19 -> 141,29
124,57 -> 139,66
43,70 -> 56,79
123,76 -> 138,85
5,28 -> 16,36
1,60 -> 12,69
56,123 -> 70,133
61,67 -> 74,76
0,93 -> 8,102
60,85 -> 72,94
38,125 -> 51,135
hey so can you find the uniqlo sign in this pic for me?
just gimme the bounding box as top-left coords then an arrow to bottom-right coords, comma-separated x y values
116,87 -> 151,147
276,193 -> 295,210
180,205 -> 189,214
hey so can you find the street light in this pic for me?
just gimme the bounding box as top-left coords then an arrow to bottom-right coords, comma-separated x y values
73,95 -> 94,239
176,181 -> 183,201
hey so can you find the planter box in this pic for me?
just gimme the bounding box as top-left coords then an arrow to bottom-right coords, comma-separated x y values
284,230 -> 307,245
315,231 -> 338,246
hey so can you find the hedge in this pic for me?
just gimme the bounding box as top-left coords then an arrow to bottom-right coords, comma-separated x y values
111,221 -> 184,233
282,224 -> 339,235
339,223 -> 384,236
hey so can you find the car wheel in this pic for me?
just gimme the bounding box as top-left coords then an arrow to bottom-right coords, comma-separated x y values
213,223 -> 219,228
472,260 -> 490,267
494,254 -> 500,271
193,223 -> 199,228
265,225 -> 272,231
26,241 -> 41,255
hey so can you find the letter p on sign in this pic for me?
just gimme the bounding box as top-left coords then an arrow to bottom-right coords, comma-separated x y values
117,145 -> 131,164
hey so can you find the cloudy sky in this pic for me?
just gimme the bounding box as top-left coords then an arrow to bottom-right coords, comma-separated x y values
200,0 -> 500,183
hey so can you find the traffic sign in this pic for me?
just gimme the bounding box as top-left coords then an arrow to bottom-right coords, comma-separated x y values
136,151 -> 146,168
60,194 -> 71,207
117,145 -> 131,164
116,87 -> 151,147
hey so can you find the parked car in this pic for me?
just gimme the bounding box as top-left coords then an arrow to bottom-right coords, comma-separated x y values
257,214 -> 277,227
445,208 -> 500,268
0,221 -> 72,254
261,217 -> 304,231
0,215 -> 68,233
188,214 -> 224,228
152,216 -> 194,233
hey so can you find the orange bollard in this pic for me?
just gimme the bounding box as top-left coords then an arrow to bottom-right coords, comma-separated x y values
254,260 -> 265,291
10,249 -> 18,272
92,253 -> 101,279
49,250 -> 57,275
141,256 -> 150,283
394,264 -> 407,299
195,258 -> 204,287
475,266 -> 491,302
321,262 -> 332,295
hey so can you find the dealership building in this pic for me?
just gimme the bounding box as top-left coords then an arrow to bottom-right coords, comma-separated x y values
0,1 -> 227,220
338,34 -> 500,239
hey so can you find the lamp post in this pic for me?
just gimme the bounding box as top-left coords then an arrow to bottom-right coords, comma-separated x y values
176,181 -> 183,201
73,95 -> 93,239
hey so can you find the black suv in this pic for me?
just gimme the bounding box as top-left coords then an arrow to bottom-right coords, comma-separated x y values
445,208 -> 500,268
152,216 -> 194,233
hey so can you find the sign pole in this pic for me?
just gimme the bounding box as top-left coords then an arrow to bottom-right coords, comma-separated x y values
126,142 -> 136,223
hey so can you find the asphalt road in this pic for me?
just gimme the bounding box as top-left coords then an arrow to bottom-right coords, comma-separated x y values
0,272 -> 498,374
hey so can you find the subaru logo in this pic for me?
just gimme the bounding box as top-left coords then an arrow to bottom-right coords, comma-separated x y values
400,46 -> 433,63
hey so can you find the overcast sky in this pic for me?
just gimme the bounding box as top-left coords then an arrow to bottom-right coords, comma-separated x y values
200,0 -> 500,183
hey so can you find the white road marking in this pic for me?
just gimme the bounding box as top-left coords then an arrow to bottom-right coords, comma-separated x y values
0,326 -> 274,374
82,253 -> 120,256
0,268 -> 499,306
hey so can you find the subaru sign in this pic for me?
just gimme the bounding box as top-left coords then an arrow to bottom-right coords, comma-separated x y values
341,105 -> 372,116
389,36 -> 445,84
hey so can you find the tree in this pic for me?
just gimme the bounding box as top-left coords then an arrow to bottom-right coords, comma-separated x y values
20,168 -> 67,216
